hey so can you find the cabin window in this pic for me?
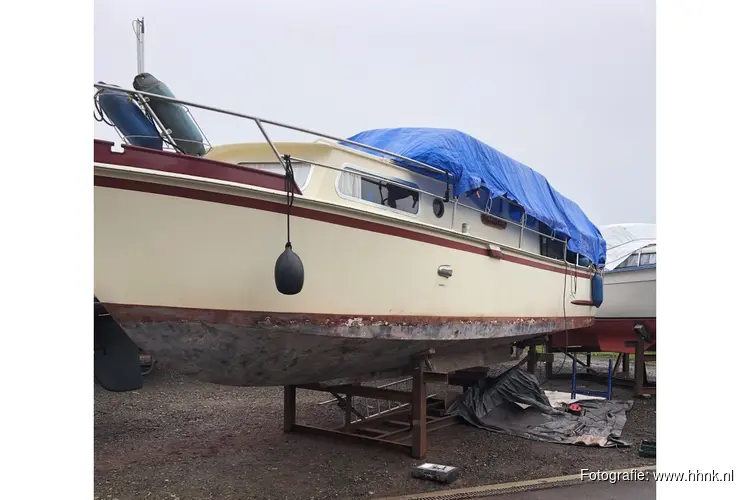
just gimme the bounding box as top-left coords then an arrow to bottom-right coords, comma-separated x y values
565,250 -> 578,265
337,167 -> 420,215
616,254 -> 641,269
639,252 -> 656,266
539,223 -> 566,260
238,161 -> 313,190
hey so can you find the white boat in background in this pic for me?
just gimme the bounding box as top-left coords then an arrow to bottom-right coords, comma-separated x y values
93,20 -> 608,390
598,224 -> 656,320
551,223 -> 656,353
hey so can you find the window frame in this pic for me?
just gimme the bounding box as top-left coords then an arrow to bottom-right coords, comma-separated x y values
639,251 -> 657,267
334,163 -> 422,218
614,248 -> 657,270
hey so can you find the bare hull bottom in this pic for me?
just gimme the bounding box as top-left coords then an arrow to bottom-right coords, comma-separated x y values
106,304 -> 593,386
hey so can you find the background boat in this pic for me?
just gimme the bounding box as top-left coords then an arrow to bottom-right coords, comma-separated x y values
550,223 -> 656,353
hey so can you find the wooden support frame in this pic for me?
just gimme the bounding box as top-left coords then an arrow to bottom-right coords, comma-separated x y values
284,360 -> 464,459
524,340 -> 553,376
410,363 -> 427,459
632,334 -> 657,396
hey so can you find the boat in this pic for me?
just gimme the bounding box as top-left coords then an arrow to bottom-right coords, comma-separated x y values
550,223 -> 656,353
93,23 -> 607,388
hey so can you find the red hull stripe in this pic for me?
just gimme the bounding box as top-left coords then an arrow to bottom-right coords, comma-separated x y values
103,303 -> 596,329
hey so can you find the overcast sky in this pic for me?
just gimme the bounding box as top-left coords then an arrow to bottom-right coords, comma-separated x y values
94,0 -> 654,226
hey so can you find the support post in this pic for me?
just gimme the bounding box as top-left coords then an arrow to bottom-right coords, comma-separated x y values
545,337 -> 554,380
411,363 -> 427,459
634,336 -> 645,396
526,346 -> 538,375
623,353 -> 630,374
283,385 -> 296,432
571,353 -> 578,399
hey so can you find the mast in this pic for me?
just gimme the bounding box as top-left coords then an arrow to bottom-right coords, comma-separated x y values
133,18 -> 145,74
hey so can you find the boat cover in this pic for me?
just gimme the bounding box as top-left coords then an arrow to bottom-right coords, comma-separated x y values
599,223 -> 656,271
345,128 -> 607,267
447,365 -> 633,447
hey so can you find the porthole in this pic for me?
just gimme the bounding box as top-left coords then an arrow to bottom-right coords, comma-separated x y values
433,198 -> 445,218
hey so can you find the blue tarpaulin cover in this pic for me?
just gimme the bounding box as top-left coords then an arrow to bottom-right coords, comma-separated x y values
345,128 -> 606,267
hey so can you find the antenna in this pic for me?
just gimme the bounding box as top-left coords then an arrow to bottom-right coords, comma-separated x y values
133,18 -> 145,74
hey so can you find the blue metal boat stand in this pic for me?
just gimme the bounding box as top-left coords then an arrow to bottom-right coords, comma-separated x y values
571,355 -> 613,400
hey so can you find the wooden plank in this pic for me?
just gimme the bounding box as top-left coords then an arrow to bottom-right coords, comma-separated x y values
424,372 -> 448,384
356,427 -> 387,437
383,420 -> 410,428
393,416 -> 460,442
411,365 -> 427,459
291,424 -> 410,453
384,415 -> 460,442
283,385 -> 296,432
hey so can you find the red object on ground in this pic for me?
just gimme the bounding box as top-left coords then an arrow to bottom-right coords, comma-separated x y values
568,404 -> 583,415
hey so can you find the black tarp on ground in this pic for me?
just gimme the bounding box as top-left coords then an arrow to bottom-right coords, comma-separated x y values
446,366 -> 633,447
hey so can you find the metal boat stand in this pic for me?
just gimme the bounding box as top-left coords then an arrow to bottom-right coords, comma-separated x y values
537,325 -> 656,397
628,324 -> 657,396
282,359 -> 490,459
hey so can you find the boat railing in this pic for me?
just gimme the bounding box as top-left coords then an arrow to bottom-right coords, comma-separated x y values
93,82 -> 583,265
94,82 -> 449,178
94,87 -> 213,156
135,92 -> 214,155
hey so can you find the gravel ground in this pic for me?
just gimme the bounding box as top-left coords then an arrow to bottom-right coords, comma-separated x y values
94,354 -> 656,500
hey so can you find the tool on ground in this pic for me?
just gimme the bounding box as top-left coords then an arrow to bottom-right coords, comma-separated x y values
638,439 -> 656,458
411,463 -> 459,484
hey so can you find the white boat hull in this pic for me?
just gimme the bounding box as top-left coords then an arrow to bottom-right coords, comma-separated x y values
94,142 -> 596,385
598,267 -> 656,319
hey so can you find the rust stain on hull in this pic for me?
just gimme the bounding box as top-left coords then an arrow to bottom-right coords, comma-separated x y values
104,304 -> 593,386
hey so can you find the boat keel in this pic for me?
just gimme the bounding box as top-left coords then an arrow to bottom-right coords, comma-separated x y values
94,301 -> 143,392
